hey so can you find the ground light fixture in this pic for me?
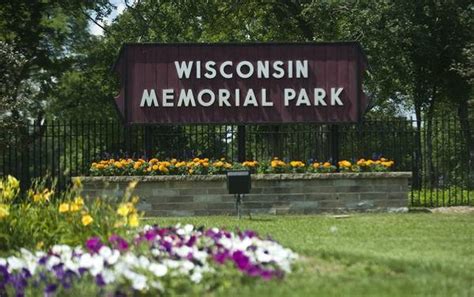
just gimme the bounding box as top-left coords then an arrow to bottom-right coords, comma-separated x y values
226,170 -> 251,219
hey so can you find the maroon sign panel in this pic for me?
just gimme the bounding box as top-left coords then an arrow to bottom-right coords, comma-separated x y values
113,43 -> 368,124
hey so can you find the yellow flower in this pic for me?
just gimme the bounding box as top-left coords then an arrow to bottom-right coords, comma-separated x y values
70,203 -> 81,212
0,203 -> 9,219
128,214 -> 139,227
323,162 -> 332,168
117,204 -> 130,217
338,160 -> 352,168
127,180 -> 139,190
131,195 -> 140,204
114,161 -> 123,168
290,161 -> 305,168
170,158 -> 177,164
133,162 -> 142,170
312,162 -> 321,168
159,164 -> 169,173
72,177 -> 82,188
59,203 -> 70,213
81,214 -> 93,226
152,165 -> 159,171
74,196 -> 84,207
36,241 -> 44,250
381,161 -> 394,167
175,161 -> 186,168
7,175 -> 19,190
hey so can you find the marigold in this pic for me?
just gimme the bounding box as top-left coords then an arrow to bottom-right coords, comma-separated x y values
323,162 -> 331,168
81,214 -> 93,226
159,164 -> 169,173
338,160 -> 352,168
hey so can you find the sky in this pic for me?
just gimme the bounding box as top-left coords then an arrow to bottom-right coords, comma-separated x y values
89,0 -> 126,36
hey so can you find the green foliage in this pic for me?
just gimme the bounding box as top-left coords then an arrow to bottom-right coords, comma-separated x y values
411,187 -> 474,207
0,176 -> 142,252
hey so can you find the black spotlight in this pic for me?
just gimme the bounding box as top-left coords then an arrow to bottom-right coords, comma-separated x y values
226,170 -> 251,218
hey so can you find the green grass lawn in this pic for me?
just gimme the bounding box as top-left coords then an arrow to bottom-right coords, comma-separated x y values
148,213 -> 474,297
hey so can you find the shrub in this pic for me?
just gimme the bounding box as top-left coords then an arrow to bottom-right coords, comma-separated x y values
0,176 -> 143,252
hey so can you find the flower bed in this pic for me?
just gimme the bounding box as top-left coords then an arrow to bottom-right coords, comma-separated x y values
89,157 -> 395,176
0,176 -> 298,296
0,224 -> 297,296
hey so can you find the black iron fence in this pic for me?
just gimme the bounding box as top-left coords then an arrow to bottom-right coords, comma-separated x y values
0,118 -> 472,207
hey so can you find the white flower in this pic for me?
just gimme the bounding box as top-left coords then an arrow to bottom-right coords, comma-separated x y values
0,258 -> 6,267
45,255 -> 61,270
7,256 -> 24,271
79,253 -> 94,269
149,263 -> 168,277
89,254 -> 105,276
106,250 -> 120,266
183,224 -> 194,234
179,260 -> 195,273
174,245 -> 192,258
99,246 -> 112,259
102,269 -> 116,284
131,272 -> 148,290
138,255 -> 150,268
255,249 -> 272,263
190,271 -> 202,283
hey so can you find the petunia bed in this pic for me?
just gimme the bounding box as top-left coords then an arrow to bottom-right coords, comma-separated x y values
0,224 -> 298,296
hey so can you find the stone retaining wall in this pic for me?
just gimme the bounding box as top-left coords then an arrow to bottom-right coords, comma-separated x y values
77,172 -> 411,216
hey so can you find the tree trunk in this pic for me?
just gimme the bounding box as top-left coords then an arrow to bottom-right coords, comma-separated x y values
413,104 -> 423,189
457,100 -> 473,189
425,91 -> 437,188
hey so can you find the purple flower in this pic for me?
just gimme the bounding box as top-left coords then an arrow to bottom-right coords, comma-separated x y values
243,230 -> 257,238
213,251 -> 231,264
85,237 -> 103,254
260,270 -> 274,280
44,283 -> 57,295
186,235 -> 197,247
109,234 -> 129,251
232,251 -> 250,271
96,274 -> 106,287
144,229 -> 158,241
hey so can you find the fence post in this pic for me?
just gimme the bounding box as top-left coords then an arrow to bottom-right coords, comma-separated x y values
237,125 -> 246,162
330,124 -> 339,164
144,125 -> 153,159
